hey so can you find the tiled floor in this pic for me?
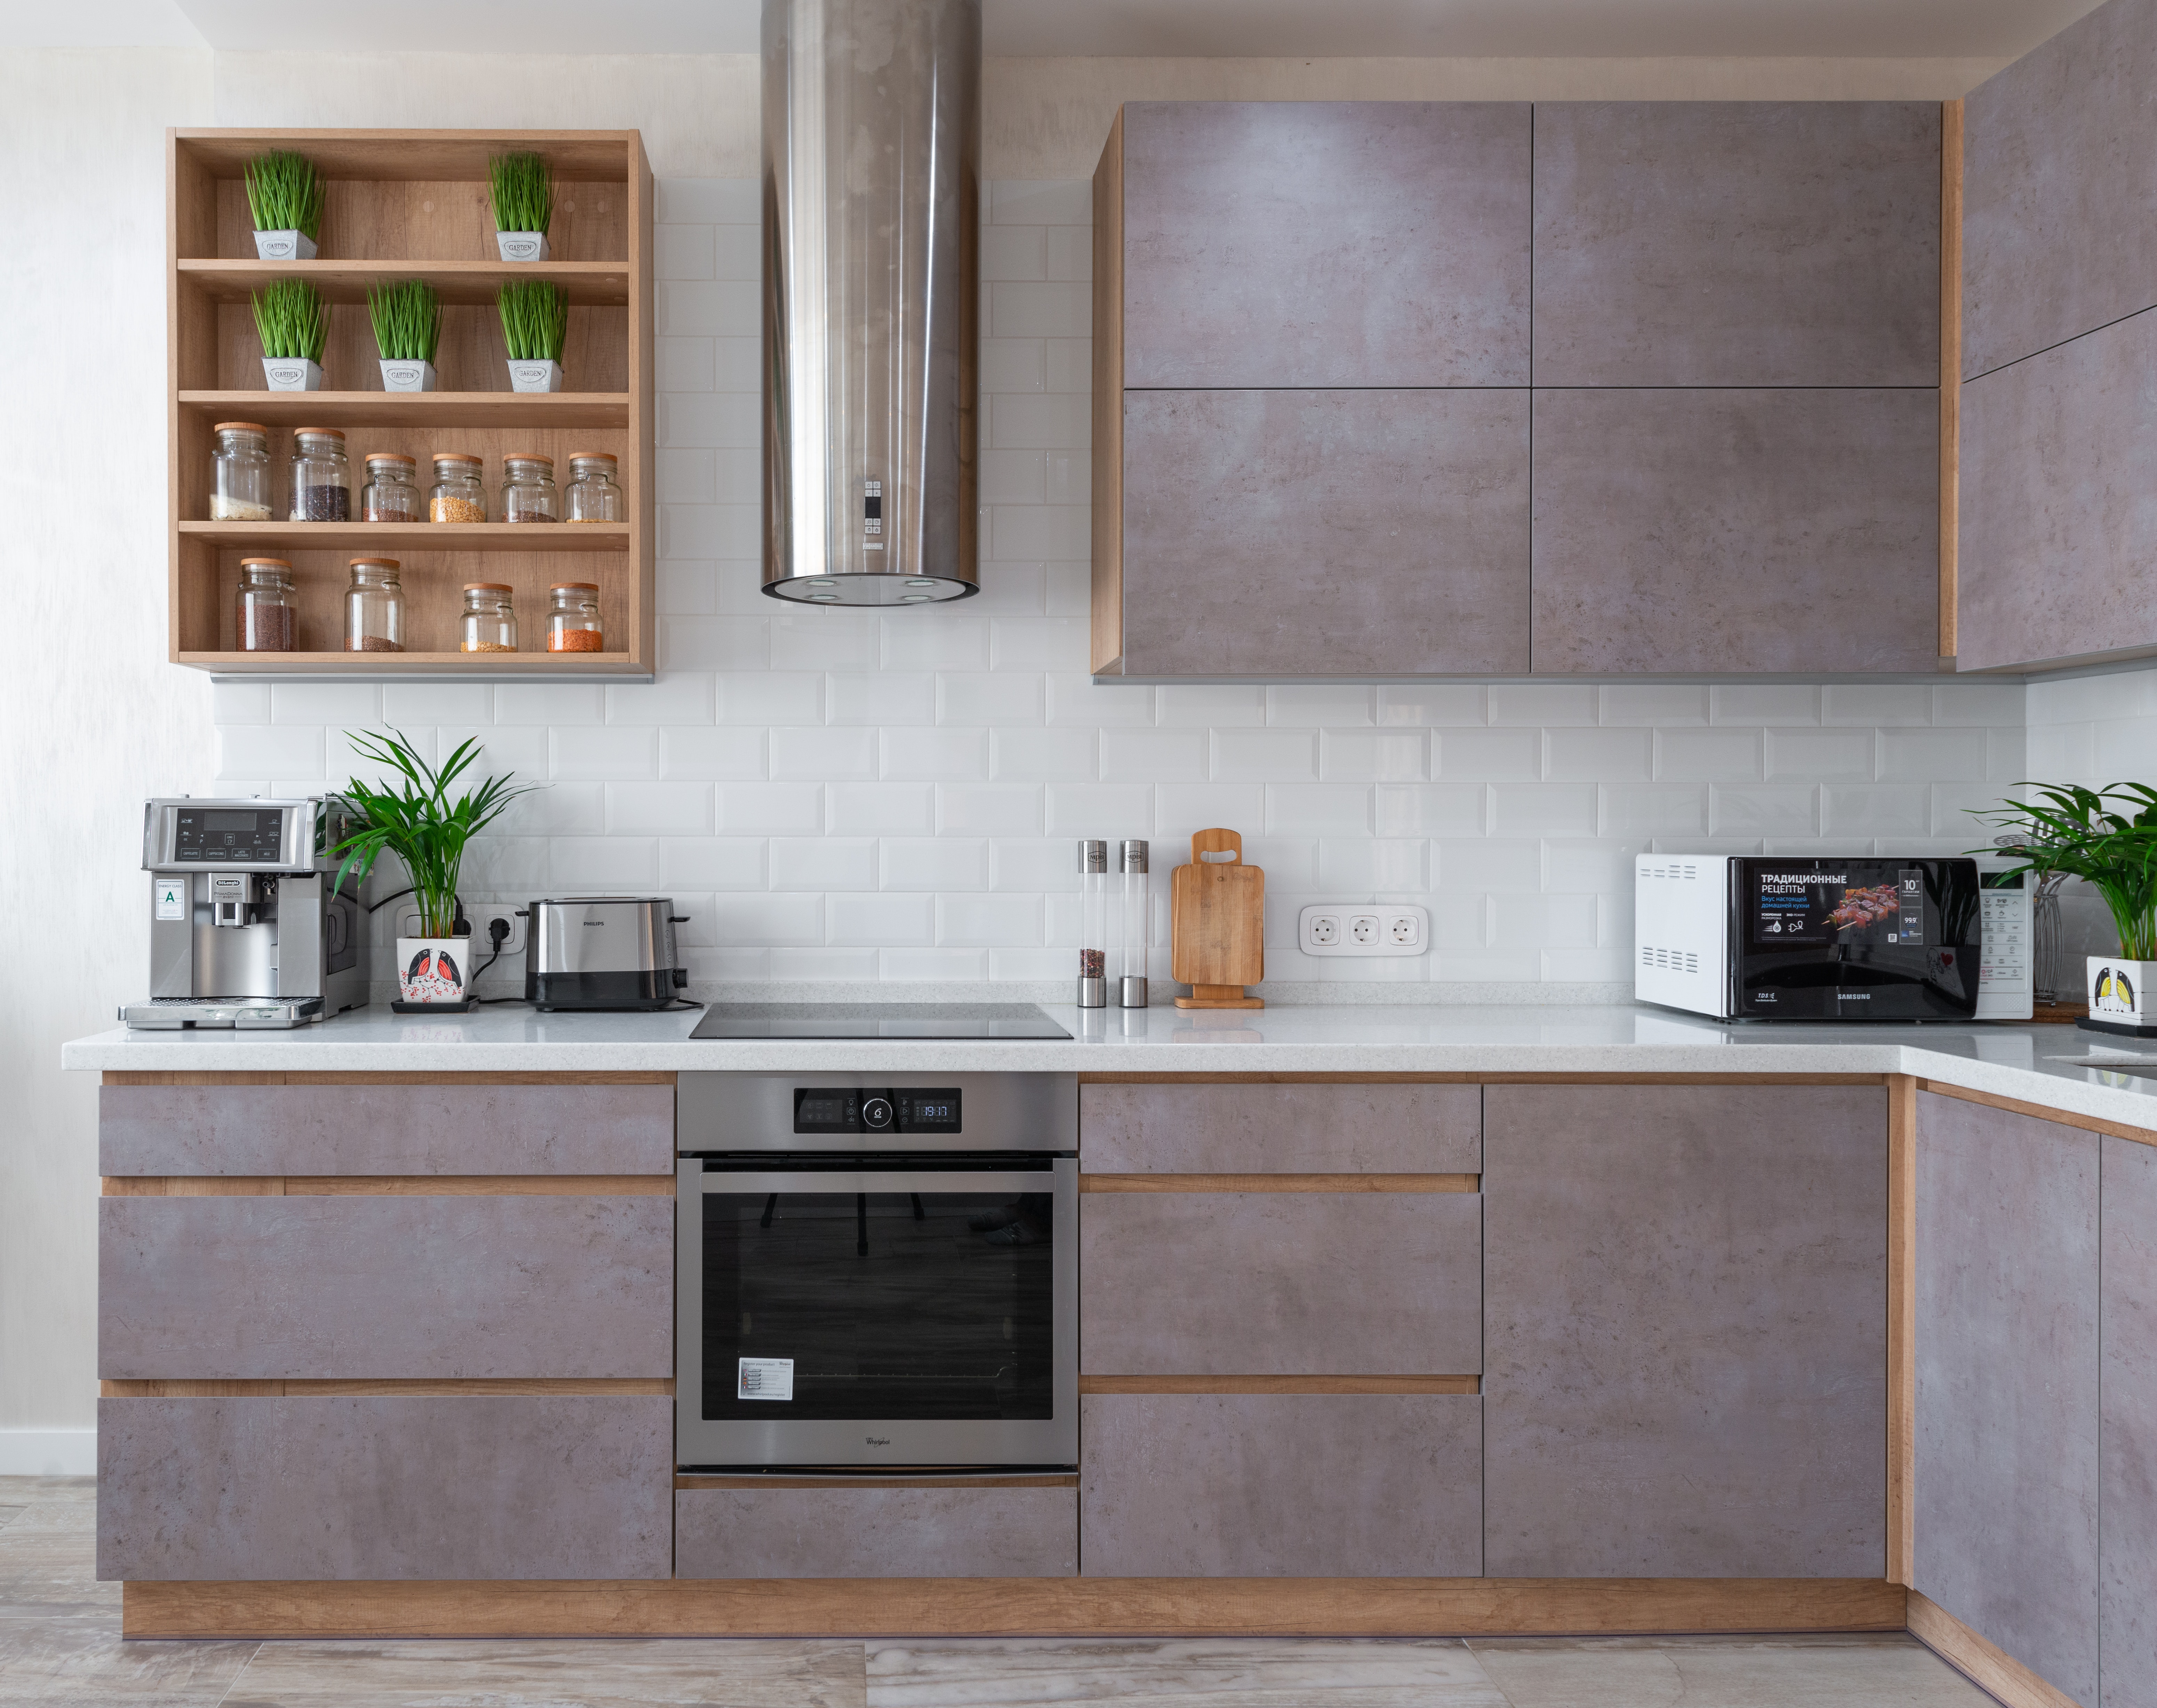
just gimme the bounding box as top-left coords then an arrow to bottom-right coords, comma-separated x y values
0,1476 -> 2002,1706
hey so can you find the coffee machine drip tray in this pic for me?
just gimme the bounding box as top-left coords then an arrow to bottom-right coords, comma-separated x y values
691,1002 -> 1072,1039
119,996 -> 325,1030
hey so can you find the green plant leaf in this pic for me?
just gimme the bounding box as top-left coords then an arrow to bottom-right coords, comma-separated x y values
250,277 -> 329,363
245,150 -> 324,241
489,151 -> 554,236
367,278 -> 441,363
497,278 -> 569,362
1970,782 -> 2157,960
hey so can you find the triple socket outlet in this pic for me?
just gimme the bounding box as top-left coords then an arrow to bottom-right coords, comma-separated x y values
397,907 -> 526,956
1297,903 -> 1430,957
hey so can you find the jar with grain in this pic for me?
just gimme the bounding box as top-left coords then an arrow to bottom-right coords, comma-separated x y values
236,558 -> 296,652
211,421 -> 272,521
430,453 -> 487,523
546,582 -> 604,652
361,453 -> 420,522
461,583 -> 518,653
500,453 -> 559,523
565,452 -> 623,523
345,558 -> 405,653
289,428 -> 351,522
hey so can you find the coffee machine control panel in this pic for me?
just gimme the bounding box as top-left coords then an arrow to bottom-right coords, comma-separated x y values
144,799 -> 316,872
175,808 -> 287,862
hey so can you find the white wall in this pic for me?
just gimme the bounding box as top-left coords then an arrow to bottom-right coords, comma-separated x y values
0,42 -> 2039,1460
2024,669 -> 2157,964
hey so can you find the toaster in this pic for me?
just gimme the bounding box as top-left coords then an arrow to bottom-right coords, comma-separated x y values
522,897 -> 690,1010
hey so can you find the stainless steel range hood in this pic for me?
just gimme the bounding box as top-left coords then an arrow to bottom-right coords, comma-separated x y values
762,0 -> 980,606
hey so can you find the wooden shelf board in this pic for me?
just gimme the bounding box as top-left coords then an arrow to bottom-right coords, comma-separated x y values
173,129 -> 634,181
178,522 -> 631,553
179,260 -> 630,306
179,651 -> 644,676
177,391 -> 631,428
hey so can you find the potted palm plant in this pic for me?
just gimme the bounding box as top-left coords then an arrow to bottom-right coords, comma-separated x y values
499,279 -> 568,392
370,279 -> 441,392
1977,782 -> 2157,1036
253,278 -> 329,391
490,151 -> 554,262
330,731 -> 541,1010
246,150 -> 324,260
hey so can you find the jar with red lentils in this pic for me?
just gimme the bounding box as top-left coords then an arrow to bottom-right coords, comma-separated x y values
546,583 -> 603,652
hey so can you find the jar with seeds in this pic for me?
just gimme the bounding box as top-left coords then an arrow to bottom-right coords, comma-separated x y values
345,558 -> 405,653
430,453 -> 487,523
546,582 -> 603,652
460,582 -> 518,653
236,558 -> 296,652
500,453 -> 559,523
361,453 -> 420,522
565,452 -> 623,522
210,422 -> 272,521
288,427 -> 350,522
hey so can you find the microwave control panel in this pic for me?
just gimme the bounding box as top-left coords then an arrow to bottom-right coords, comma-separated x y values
793,1087 -> 961,1135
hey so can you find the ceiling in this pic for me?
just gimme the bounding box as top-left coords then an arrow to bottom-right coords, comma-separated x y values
21,0 -> 2105,58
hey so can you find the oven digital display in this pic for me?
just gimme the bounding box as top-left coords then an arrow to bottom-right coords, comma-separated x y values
792,1088 -> 962,1134
1750,867 -> 1929,948
900,1091 -> 960,1132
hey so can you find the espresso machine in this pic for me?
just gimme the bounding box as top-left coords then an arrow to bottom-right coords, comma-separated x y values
121,796 -> 370,1029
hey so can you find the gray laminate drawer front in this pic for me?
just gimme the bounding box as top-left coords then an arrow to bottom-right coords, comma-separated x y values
1079,1083 -> 1480,1174
1121,388 -> 1531,678
2102,1136 -> 2157,1708
99,1195 -> 672,1379
1483,1085 -> 1887,1579
675,1485 -> 1077,1578
96,1396 -> 672,1580
1956,308 -> 2157,672
1120,101 -> 1531,389
98,1082 -> 674,1176
1081,1192 -> 1481,1375
1963,0 -> 2157,380
1916,1091 -> 2100,1708
1533,102 -> 1939,387
1531,388 -> 1939,676
1080,1394 -> 1482,1577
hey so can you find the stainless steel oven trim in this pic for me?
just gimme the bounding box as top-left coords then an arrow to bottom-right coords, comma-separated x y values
676,1157 -> 1078,1469
677,1070 -> 1078,1154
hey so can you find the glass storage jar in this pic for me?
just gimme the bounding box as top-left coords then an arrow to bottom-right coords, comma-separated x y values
361,453 -> 420,522
565,452 -> 623,523
546,582 -> 604,652
500,453 -> 559,523
289,427 -> 351,522
345,557 -> 405,653
211,421 -> 272,521
430,453 -> 487,523
460,582 -> 518,653
236,558 -> 296,652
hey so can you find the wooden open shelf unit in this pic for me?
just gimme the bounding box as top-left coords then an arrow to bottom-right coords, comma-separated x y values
168,129 -> 655,678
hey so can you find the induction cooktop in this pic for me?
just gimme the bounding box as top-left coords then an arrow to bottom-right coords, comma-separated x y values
689,1002 -> 1072,1040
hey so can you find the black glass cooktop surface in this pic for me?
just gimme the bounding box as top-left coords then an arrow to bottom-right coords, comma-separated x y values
690,1002 -> 1072,1040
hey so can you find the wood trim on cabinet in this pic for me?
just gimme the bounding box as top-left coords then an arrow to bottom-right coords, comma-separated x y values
1939,98 -> 1963,662
122,1575 -> 1908,1641
1091,105 -> 1125,676
1079,1375 -> 1479,1395
100,1379 -> 671,1396
675,1475 -> 1078,1491
100,1176 -> 671,1196
100,1071 -> 675,1086
1914,1079 -> 2157,1149
1074,1073 -> 1889,1087
1908,1589 -> 2080,1708
1080,1173 -> 1477,1194
1887,1073 -> 1917,1586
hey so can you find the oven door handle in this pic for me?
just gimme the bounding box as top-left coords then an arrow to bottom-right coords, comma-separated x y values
687,1165 -> 1068,1198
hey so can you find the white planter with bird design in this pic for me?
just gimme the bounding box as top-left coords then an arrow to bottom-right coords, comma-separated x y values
2087,955 -> 2157,1032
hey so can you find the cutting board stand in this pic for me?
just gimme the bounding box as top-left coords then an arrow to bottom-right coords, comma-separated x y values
1170,828 -> 1265,1010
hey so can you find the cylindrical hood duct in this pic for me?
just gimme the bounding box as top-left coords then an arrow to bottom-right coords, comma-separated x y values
762,0 -> 980,606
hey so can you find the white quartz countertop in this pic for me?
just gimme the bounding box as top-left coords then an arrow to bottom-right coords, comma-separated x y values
59,1001 -> 2157,1133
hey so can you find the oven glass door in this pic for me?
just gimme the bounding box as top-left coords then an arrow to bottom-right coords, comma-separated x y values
677,1157 -> 1077,1468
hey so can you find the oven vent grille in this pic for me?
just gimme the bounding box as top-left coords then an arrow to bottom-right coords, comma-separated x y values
1640,945 -> 1701,974
1640,862 -> 1701,881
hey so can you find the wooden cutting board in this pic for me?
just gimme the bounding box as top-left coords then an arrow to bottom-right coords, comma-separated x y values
1170,829 -> 1264,1009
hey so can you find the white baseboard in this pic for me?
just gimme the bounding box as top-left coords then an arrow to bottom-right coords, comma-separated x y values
0,1428 -> 96,1477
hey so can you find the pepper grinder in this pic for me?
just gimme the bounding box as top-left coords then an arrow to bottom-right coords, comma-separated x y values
1078,839 -> 1109,1008
1119,838 -> 1150,1008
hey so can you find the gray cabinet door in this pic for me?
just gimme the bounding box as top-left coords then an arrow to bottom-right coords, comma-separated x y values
2102,1136 -> 2157,1708
1080,1393 -> 1482,1576
1120,101 -> 1530,389
1915,1091 -> 2100,1708
1120,388 -> 1530,677
97,1395 -> 672,1580
1963,0 -> 2157,380
1531,388 -> 1939,675
1534,102 -> 1940,387
1483,1085 -> 1887,1578
1081,1190 -> 1482,1376
676,1484 -> 1077,1578
1957,308 -> 2157,672
1080,1082 -> 1481,1175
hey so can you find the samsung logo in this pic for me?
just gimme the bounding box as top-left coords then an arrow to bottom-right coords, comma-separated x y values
1838,991 -> 1871,1000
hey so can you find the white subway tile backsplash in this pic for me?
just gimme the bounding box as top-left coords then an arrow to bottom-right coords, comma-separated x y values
713,337 -> 760,390
987,506 -> 1090,563
1045,783 -> 1155,836
1934,681 -> 2026,725
883,948 -> 991,980
991,392 -> 1090,449
496,684 -> 604,726
1376,685 -> 1487,727
550,837 -> 658,888
503,781 -> 604,835
719,673 -> 823,725
981,337 -> 1046,393
1436,728 -> 1541,782
1546,727 -> 1653,783
988,617 -> 1089,670
1318,838 -> 1429,891
1712,684 -> 1819,725
656,336 -> 715,391
885,837 -> 986,892
832,782 -> 939,836
771,726 -> 878,781
716,782 -> 825,834
1600,684 -> 1708,726
981,447 -> 1047,505
1601,783 -> 1709,837
714,226 -> 762,280
382,683 -> 491,726
830,891 -> 935,946
1765,727 -> 1875,782
1878,726 -> 1989,783
1158,685 -> 1268,727
1987,725 -> 2028,783
664,616 -> 769,672
2094,716 -> 2157,778
1436,837 -> 1545,892
984,224 -> 1050,280
1101,728 -> 1206,783
1320,730 -> 1429,782
706,893 -> 825,946
1655,727 -> 1761,782
883,726 -> 989,781
657,278 -> 758,337
940,672 -> 1046,727
1490,684 -> 1597,726
607,674 -> 715,726
830,672 -> 936,727
655,223 -> 714,280
772,610 -> 876,672
1822,785 -> 1931,836
658,179 -> 758,224
992,726 -> 1098,782
939,893 -> 1043,946
658,391 -> 760,449
1045,343 -> 1092,395
551,727 -> 658,780
605,782 -> 714,836
941,785 -> 1044,837
272,683 -> 382,726
213,682 -> 272,725
659,838 -> 768,891
1491,784 -> 1598,837
883,617 -> 991,672
1708,784 -> 1820,836
1823,684 -> 1932,726
991,839 -> 1084,893
991,281 -> 1093,339
992,180 -> 1092,225
1267,685 -> 1376,727
1374,784 -> 1488,838
1213,729 -> 1320,783
658,561 -> 719,615
1264,784 -> 1372,836
770,837 -> 879,891
217,725 -> 324,780
2027,719 -> 2096,780
658,726 -> 767,781
1049,674 -> 1156,728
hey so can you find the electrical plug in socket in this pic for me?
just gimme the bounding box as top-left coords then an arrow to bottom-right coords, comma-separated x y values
475,908 -> 526,957
1298,903 -> 1430,957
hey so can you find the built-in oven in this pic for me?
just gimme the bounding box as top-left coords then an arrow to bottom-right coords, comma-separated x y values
676,1072 -> 1078,1470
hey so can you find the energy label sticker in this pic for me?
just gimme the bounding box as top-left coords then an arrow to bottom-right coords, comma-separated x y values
738,1357 -> 795,1401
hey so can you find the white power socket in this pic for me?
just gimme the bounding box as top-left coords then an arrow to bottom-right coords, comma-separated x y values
397,907 -> 526,957
1298,903 -> 1429,957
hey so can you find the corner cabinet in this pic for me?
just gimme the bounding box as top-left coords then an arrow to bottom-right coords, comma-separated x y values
167,129 -> 655,677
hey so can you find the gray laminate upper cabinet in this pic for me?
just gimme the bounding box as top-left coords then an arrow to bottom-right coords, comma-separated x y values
2102,1135 -> 2157,1708
1120,388 -> 1530,677
1119,101 -> 1531,389
1915,1090 -> 2100,1708
1957,307 -> 2157,672
1533,103 -> 1940,387
1963,0 -> 2157,381
1531,388 -> 1940,674
1483,1085 -> 1888,1578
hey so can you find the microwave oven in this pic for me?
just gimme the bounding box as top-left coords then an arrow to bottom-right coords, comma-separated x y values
1635,855 -> 2028,1022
